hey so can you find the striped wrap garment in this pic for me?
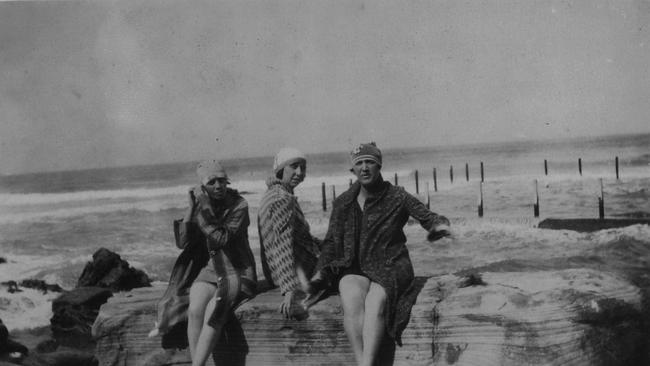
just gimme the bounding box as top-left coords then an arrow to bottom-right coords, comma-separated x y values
257,177 -> 320,295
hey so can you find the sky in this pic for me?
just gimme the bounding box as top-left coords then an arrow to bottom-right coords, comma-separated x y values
1,0 -> 649,175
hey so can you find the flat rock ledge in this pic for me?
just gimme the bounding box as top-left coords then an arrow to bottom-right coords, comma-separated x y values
92,268 -> 646,366
538,218 -> 650,232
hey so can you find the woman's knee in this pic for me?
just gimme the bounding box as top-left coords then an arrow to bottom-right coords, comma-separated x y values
187,300 -> 205,321
339,275 -> 369,317
188,282 -> 216,320
364,283 -> 387,316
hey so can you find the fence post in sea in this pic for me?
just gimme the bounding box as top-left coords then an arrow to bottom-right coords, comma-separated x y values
415,170 -> 419,194
544,159 -> 548,176
332,185 -> 336,202
478,181 -> 484,217
615,156 -> 619,180
450,165 -> 454,184
533,179 -> 540,218
480,161 -> 484,182
598,178 -> 605,219
426,182 -> 431,209
433,168 -> 438,192
349,179 -> 352,187
578,158 -> 582,176
465,163 -> 469,182
394,173 -> 398,186
321,182 -> 327,212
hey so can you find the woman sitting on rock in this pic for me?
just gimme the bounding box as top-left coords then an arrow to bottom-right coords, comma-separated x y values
152,159 -> 257,366
307,142 -> 451,366
258,147 -> 324,319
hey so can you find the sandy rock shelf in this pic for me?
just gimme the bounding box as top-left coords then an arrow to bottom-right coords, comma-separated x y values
92,268 -> 647,366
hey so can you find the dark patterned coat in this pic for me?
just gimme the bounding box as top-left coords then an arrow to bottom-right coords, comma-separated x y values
317,180 -> 449,344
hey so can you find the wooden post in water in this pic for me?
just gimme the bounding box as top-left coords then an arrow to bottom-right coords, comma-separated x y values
533,179 -> 540,218
433,168 -> 438,192
465,163 -> 469,181
394,173 -> 398,186
321,182 -> 327,212
332,185 -> 336,202
544,159 -> 548,176
426,182 -> 430,209
450,165 -> 454,184
578,158 -> 582,176
480,162 -> 484,182
478,182 -> 484,217
598,178 -> 605,219
349,179 -> 352,187
415,170 -> 419,194
615,156 -> 619,180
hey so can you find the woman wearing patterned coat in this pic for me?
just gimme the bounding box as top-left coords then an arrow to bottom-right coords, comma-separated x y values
308,143 -> 451,366
258,147 -> 322,318
152,160 -> 257,366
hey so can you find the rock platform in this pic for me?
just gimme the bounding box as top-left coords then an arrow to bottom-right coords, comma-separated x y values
92,268 -> 647,366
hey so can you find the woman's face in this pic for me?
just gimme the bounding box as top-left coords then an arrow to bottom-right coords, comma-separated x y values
352,159 -> 381,186
281,160 -> 306,189
202,176 -> 229,200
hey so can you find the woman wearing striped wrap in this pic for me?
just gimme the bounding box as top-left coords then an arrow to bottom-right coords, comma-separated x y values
170,160 -> 257,366
257,147 -> 323,319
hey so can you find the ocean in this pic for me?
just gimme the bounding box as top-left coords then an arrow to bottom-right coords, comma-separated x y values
1,133 -> 649,331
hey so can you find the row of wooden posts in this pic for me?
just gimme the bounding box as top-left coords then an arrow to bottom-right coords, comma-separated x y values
320,156 -> 622,218
520,178 -> 605,219
546,156 -> 621,179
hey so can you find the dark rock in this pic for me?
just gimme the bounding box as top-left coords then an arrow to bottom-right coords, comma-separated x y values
77,248 -> 151,292
20,347 -> 97,366
2,339 -> 28,355
20,279 -> 63,294
576,298 -> 647,366
458,272 -> 486,288
50,287 -> 113,349
0,318 -> 28,357
0,319 -> 7,345
35,339 -> 59,353
538,218 -> 650,232
0,258 -> 5,264
1,281 -> 21,293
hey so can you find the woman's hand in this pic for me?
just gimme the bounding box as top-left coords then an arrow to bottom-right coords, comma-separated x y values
279,291 -> 296,319
194,186 -> 211,207
303,270 -> 327,295
427,224 -> 452,242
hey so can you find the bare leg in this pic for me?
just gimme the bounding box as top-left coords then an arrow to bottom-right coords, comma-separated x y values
361,282 -> 387,366
339,275 -> 370,365
188,282 -> 218,361
192,296 -> 229,366
192,274 -> 241,366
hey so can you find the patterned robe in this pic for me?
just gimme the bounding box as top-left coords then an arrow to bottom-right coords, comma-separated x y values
317,179 -> 449,345
257,177 -> 320,295
155,189 -> 257,334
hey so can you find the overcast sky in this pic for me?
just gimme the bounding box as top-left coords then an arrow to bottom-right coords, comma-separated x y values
1,0 -> 649,174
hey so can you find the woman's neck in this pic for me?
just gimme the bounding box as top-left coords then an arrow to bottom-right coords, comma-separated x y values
360,176 -> 383,194
357,176 -> 383,208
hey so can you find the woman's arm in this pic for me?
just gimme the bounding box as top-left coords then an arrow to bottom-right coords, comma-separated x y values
403,191 -> 451,241
194,193 -> 249,252
175,187 -> 198,249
